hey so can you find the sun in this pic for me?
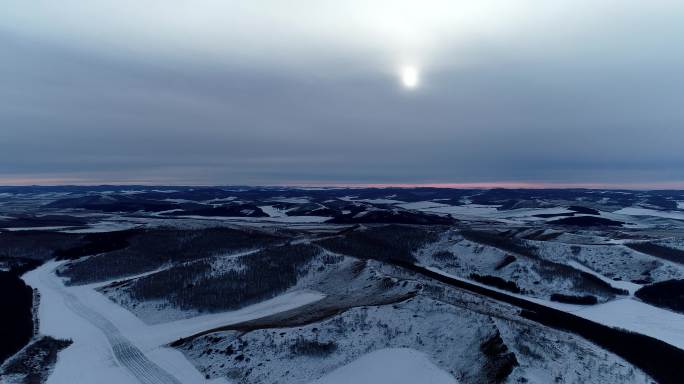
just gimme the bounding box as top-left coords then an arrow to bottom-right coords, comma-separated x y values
400,65 -> 419,89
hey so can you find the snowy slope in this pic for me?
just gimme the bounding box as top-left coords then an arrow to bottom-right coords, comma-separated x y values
614,207 -> 684,221
566,260 -> 642,295
311,348 -> 459,384
425,265 -> 684,350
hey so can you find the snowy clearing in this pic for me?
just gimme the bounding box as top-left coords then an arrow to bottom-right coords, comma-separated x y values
268,197 -> 310,204
4,226 -> 75,232
61,221 -> 140,233
423,266 -> 684,351
566,260 -> 642,295
342,198 -> 406,204
494,207 -> 573,218
614,207 -> 684,221
172,214 -> 332,223
258,205 -> 289,218
566,298 -> 684,350
399,202 -> 501,218
397,201 -> 452,210
311,348 -> 459,384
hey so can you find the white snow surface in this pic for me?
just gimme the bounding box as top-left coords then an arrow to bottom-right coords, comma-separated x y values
397,201 -> 452,210
258,205 -> 289,218
494,207 -> 573,219
23,261 -> 325,384
4,226 -> 76,232
424,266 -> 684,351
346,198 -> 406,204
399,203 -> 577,221
268,197 -> 310,204
173,214 -> 331,223
338,196 -> 401,204
61,221 -> 139,233
614,207 -> 684,221
566,260 -> 642,295
311,348 -> 459,384
413,204 -> 501,218
566,298 -> 684,351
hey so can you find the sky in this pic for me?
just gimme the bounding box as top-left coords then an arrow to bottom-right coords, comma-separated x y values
1,1 -> 683,187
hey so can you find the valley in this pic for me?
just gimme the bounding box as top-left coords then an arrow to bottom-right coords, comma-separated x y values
1,186 -> 684,383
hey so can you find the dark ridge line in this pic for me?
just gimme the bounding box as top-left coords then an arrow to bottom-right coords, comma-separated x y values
391,260 -> 684,384
625,242 -> 684,266
169,292 -> 417,348
0,259 -> 44,366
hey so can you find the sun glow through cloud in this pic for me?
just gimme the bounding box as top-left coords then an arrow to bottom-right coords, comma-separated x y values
400,65 -> 419,88
2,1 -> 683,187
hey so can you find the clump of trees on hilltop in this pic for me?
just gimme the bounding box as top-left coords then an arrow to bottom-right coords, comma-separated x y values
127,244 -> 321,313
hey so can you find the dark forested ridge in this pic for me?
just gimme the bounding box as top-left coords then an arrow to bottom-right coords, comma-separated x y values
391,261 -> 684,384
626,242 -> 684,266
0,269 -> 35,365
108,243 -> 324,313
54,230 -> 134,260
318,225 -> 441,264
58,227 -> 282,285
635,279 -> 684,314
0,336 -> 72,382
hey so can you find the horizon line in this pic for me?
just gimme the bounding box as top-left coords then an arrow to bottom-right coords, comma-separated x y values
1,179 -> 684,190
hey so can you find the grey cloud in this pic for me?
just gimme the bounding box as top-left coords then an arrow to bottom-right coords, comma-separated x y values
1,1 -> 683,186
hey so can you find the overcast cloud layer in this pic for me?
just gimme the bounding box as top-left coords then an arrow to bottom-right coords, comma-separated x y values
1,1 -> 683,186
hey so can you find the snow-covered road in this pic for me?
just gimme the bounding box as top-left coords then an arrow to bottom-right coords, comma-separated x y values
23,261 -> 325,384
58,280 -> 183,384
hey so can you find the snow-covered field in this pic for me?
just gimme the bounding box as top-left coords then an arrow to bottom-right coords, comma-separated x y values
312,348 -> 459,384
340,197 -> 406,204
61,221 -> 140,233
534,240 -> 684,284
399,201 -> 501,219
566,297 -> 684,351
173,214 -> 332,223
424,265 -> 684,351
614,207 -> 684,221
258,205 -> 290,218
3,226 -> 76,232
387,199 -> 684,227
566,260 -> 642,295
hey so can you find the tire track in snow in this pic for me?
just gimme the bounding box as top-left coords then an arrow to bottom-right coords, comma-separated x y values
43,270 -> 182,384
